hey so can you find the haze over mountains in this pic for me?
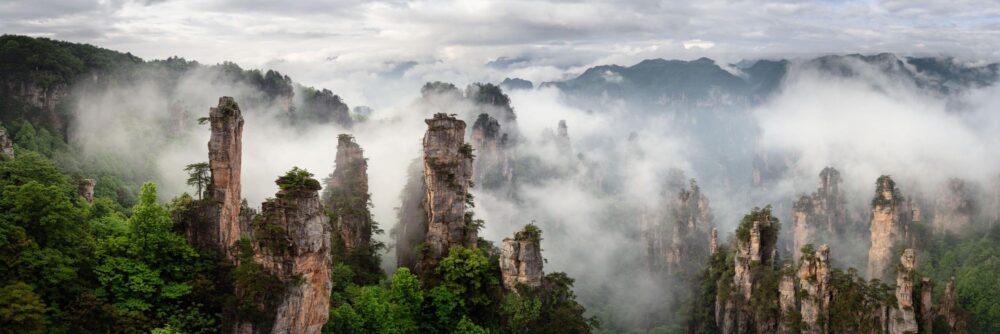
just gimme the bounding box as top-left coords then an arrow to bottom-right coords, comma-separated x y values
3,33 -> 1000,333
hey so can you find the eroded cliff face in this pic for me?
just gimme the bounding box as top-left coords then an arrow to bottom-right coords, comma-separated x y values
717,208 -> 780,334
208,96 -> 245,261
499,227 -> 544,291
238,184 -> 331,334
0,127 -> 14,157
867,175 -> 910,279
325,134 -> 372,252
78,178 -> 96,203
1,80 -> 69,133
933,178 -> 977,235
666,180 -> 714,276
394,158 -> 427,270
798,244 -> 831,334
792,167 -> 847,261
889,249 -> 918,334
470,113 -> 514,193
939,277 -> 967,333
416,113 -> 475,280
920,278 -> 934,333
778,265 -> 797,334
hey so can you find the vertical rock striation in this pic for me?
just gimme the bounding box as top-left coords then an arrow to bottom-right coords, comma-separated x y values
666,180 -> 714,276
208,96 -> 245,261
499,226 -> 544,291
417,113 -> 475,280
919,278 -> 934,333
939,277 -> 967,333
889,249 -> 918,334
867,175 -> 910,279
0,127 -> 14,158
394,158 -> 427,270
238,174 -> 331,334
798,244 -> 831,334
470,113 -> 514,193
778,265 -> 797,334
325,134 -> 372,252
78,179 -> 96,203
792,167 -> 847,261
718,207 -> 780,334
933,178 -> 977,235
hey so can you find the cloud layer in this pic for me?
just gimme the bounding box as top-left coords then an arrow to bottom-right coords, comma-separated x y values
5,0 -> 1000,109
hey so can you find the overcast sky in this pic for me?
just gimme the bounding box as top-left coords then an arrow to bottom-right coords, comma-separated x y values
3,0 -> 1000,106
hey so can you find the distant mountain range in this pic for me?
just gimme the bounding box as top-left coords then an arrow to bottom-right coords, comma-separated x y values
504,54 -> 1000,111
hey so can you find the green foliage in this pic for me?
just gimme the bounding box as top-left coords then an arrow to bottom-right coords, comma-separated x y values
460,143 -> 476,159
183,162 -> 210,200
276,166 -> 321,192
231,237 -> 284,323
827,267 -> 895,333
437,246 -> 502,313
918,225 -> 1000,333
0,281 -> 46,333
872,175 -> 904,208
514,224 -> 542,243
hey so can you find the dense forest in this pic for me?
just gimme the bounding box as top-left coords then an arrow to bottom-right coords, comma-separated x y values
1,34 -> 999,334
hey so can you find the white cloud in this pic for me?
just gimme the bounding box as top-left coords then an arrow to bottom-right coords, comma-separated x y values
683,39 -> 716,50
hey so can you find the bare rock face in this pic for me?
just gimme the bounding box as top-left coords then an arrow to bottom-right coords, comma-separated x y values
666,180 -> 714,276
208,96 -> 245,261
778,265 -> 797,334
933,178 -> 977,235
939,277 -> 967,333
867,175 -> 910,279
470,113 -> 514,193
798,244 -> 831,334
718,208 -> 780,334
920,278 -> 934,333
889,249 -> 918,334
394,158 -> 427,270
78,179 -> 96,203
499,226 -> 544,291
556,120 -> 571,154
325,134 -> 372,252
0,127 -> 14,158
792,167 -> 846,261
240,183 -> 331,334
417,113 -> 475,280
709,228 -> 718,256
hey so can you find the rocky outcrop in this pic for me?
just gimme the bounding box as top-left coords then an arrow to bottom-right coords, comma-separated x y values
710,228 -> 718,255
718,207 -> 780,334
499,226 -> 544,292
300,88 -> 352,127
470,113 -> 514,193
778,265 -> 797,334
394,158 -> 427,270
933,178 -> 977,235
237,175 -> 331,334
798,244 -> 831,334
1,80 -> 69,134
0,127 -> 14,158
416,113 -> 476,280
324,134 -> 372,252
867,175 -> 911,279
939,277 -> 967,333
666,180 -> 714,276
78,179 -> 96,203
208,96 -> 245,261
556,120 -> 571,154
792,167 -> 847,261
920,278 -> 934,333
889,249 -> 918,334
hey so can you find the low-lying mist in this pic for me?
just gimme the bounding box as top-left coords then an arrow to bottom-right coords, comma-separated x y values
65,55 -> 1000,331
